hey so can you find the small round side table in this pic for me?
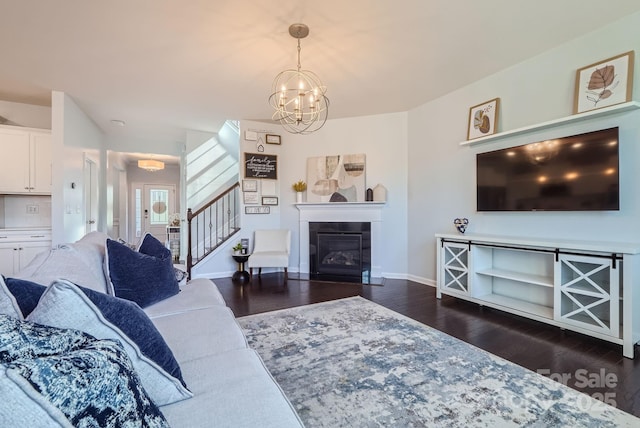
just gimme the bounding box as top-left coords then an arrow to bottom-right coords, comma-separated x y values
232,253 -> 251,283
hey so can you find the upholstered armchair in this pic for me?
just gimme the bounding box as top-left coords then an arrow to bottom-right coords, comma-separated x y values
249,229 -> 291,281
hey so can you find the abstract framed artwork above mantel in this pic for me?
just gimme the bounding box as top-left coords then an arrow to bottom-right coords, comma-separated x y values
306,153 -> 366,203
573,50 -> 635,114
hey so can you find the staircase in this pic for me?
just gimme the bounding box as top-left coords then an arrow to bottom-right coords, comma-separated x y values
185,121 -> 240,278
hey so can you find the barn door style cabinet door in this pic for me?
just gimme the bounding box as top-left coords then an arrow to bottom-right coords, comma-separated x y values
0,125 -> 52,194
554,253 -> 620,338
438,241 -> 471,297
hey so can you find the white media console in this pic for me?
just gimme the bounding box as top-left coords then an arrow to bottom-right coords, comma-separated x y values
436,233 -> 640,358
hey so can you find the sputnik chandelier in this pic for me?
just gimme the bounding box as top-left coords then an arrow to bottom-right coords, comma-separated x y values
269,23 -> 329,134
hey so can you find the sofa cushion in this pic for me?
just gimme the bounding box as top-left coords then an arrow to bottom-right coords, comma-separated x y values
160,348 -> 304,428
105,234 -> 179,307
0,315 -> 169,427
151,306 -> 249,363
0,276 -> 22,319
5,276 -> 186,387
15,241 -> 108,293
144,278 -> 227,319
26,280 -> 192,406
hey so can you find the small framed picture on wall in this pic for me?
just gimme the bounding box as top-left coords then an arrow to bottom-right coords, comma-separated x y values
242,179 -> 258,192
266,134 -> 281,145
262,197 -> 278,205
467,98 -> 500,141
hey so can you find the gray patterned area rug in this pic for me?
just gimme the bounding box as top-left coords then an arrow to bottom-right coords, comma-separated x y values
238,296 -> 638,427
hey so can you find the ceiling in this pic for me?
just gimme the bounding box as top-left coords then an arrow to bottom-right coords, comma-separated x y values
1,1 -> 639,149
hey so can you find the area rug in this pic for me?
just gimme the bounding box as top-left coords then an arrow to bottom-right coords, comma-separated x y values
238,296 -> 638,427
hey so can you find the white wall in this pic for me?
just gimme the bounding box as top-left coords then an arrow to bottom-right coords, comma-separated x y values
194,113 -> 409,279
51,91 -> 104,245
407,11 -> 640,284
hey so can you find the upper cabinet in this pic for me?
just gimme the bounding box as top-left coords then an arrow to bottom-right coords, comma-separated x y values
0,125 -> 52,194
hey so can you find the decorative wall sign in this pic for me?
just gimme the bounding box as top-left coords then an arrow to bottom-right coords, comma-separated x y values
242,179 -> 258,192
306,153 -> 366,203
244,153 -> 277,179
574,51 -> 634,114
467,98 -> 500,140
245,130 -> 258,141
262,196 -> 278,205
245,206 -> 270,214
266,134 -> 281,144
243,192 -> 259,204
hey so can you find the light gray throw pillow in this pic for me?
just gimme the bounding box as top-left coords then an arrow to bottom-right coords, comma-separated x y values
26,279 -> 193,406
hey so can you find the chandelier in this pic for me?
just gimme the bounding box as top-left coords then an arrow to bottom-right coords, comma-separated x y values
269,23 -> 329,134
138,159 -> 164,172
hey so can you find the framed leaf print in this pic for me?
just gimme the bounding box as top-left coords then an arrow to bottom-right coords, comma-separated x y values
467,98 -> 500,141
574,51 -> 634,114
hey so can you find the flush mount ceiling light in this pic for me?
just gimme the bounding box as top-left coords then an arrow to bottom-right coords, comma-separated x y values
138,159 -> 164,172
269,23 -> 329,135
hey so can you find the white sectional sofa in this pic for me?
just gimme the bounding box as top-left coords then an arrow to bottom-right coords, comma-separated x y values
144,278 -> 303,426
0,232 -> 303,427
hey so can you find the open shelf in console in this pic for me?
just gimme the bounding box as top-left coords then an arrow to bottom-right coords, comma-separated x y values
477,293 -> 554,319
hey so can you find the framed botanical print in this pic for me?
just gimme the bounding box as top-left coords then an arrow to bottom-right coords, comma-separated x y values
574,51 -> 634,114
467,98 -> 500,140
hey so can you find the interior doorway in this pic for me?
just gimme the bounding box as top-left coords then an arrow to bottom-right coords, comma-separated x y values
84,156 -> 98,234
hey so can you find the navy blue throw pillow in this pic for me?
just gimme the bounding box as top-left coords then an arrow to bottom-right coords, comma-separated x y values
4,276 -> 186,388
105,237 -> 179,308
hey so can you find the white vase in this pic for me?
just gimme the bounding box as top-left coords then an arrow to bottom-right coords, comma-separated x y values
373,184 -> 387,202
296,192 -> 303,203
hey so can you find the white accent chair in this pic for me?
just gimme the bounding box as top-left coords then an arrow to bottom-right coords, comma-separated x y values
249,229 -> 291,281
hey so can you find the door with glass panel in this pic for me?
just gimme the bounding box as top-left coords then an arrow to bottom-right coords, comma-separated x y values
142,184 -> 176,245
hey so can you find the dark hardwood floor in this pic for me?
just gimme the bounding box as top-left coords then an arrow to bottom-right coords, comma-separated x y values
213,273 -> 640,417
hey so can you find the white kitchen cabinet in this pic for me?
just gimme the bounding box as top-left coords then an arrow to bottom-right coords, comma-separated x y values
0,125 -> 52,194
0,230 -> 52,275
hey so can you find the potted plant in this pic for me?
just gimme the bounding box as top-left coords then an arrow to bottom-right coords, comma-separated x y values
232,242 -> 243,255
292,180 -> 307,203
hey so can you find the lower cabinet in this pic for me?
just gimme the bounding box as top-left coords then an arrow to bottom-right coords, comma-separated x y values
436,233 -> 639,358
0,232 -> 51,276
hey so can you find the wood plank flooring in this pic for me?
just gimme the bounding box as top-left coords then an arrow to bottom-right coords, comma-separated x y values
213,274 -> 640,418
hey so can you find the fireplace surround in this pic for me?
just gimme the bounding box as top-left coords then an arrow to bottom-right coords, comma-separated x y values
296,202 -> 384,282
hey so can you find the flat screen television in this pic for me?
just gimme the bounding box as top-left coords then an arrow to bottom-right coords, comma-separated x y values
476,127 -> 619,211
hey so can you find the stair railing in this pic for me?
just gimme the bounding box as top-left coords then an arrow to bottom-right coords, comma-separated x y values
187,182 -> 240,279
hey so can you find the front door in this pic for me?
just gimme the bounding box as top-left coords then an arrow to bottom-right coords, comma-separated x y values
143,184 -> 176,245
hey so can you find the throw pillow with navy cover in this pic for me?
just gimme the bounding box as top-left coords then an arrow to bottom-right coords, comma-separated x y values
138,232 -> 172,258
105,236 -> 179,308
0,315 -> 169,428
3,276 -> 45,317
4,276 -> 187,388
0,276 -> 23,319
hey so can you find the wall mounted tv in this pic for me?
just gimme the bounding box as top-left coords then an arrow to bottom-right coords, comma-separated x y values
476,127 -> 619,211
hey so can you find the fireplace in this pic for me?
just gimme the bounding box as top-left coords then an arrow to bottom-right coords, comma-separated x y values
309,222 -> 371,282
296,202 -> 384,281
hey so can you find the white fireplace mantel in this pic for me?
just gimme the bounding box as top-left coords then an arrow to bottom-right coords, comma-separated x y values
296,202 -> 385,277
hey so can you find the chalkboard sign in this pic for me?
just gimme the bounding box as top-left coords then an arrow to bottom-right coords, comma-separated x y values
244,153 -> 277,179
